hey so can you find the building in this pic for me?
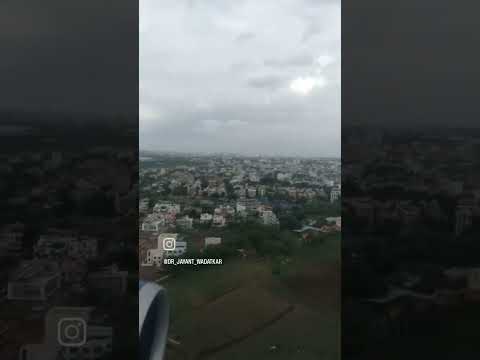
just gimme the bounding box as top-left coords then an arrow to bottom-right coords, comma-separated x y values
237,198 -> 258,215
34,233 -> 76,259
8,260 -> 61,301
61,257 -> 88,283
257,186 -> 266,197
468,268 -> 480,290
455,202 -> 473,237
261,210 -> 280,226
87,265 -> 128,296
164,240 -> 187,257
68,236 -> 98,260
145,248 -> 165,266
141,212 -> 175,231
213,214 -> 226,227
236,202 -> 246,213
153,202 -> 180,214
204,237 -> 222,248
139,198 -> 150,213
139,232 -> 158,266
0,225 -> 23,259
200,213 -> 213,224
247,187 -> 257,198
176,215 -> 193,229
330,185 -> 341,203
326,216 -> 342,228
145,233 -> 187,263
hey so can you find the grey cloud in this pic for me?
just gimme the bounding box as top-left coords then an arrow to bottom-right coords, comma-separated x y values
230,62 -> 253,73
0,0 -> 137,116
264,55 -> 315,68
235,32 -> 256,43
247,75 -> 286,90
140,0 -> 340,157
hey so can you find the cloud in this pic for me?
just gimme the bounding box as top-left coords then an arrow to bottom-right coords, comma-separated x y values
316,54 -> 336,68
140,0 -> 340,157
247,75 -> 286,90
264,55 -> 315,68
290,76 -> 327,95
235,32 -> 256,43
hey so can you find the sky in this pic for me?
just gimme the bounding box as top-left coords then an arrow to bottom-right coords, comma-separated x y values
140,0 -> 340,157
0,0 -> 137,117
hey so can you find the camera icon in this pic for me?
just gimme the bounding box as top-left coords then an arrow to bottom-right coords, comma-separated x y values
57,318 -> 87,347
162,237 -> 176,251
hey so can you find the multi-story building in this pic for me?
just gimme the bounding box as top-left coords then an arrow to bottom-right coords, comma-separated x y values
153,202 -> 180,214
141,212 -> 175,231
200,213 -> 213,224
68,237 -> 98,260
0,225 -> 23,259
261,210 -> 280,226
247,187 -> 257,198
176,216 -> 193,229
8,260 -> 61,301
145,233 -> 187,265
204,237 -> 222,248
212,214 -> 226,227
330,185 -> 341,203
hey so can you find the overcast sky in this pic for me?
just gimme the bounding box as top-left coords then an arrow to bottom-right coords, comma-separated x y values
1,0 -> 137,117
140,0 -> 340,157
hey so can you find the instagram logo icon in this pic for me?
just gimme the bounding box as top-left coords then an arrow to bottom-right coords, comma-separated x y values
57,318 -> 87,347
162,237 -> 176,251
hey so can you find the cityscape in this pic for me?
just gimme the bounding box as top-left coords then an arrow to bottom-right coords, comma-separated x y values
342,124 -> 480,359
0,116 -> 138,360
139,152 -> 340,359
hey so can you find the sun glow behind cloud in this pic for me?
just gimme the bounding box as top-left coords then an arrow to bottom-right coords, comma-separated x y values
289,76 -> 326,95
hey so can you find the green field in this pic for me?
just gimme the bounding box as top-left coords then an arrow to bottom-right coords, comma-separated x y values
163,233 -> 340,360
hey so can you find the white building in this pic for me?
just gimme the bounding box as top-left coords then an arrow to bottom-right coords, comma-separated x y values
247,187 -> 257,198
145,234 -> 187,264
153,202 -> 180,214
8,260 -> 61,301
257,186 -> 266,197
213,214 -> 226,227
325,217 -> 342,228
145,248 -> 165,266
204,237 -> 222,247
330,185 -> 341,203
236,202 -> 246,213
261,210 -> 280,226
141,213 -> 175,231
200,213 -> 213,224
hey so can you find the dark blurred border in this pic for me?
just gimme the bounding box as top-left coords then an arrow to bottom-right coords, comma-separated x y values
343,1 -> 480,359
0,1 -> 138,359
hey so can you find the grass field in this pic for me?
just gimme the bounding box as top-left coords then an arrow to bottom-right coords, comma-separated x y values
163,233 -> 340,360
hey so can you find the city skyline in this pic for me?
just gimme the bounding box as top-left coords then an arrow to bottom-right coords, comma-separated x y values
140,0 -> 340,157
